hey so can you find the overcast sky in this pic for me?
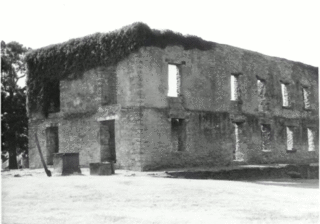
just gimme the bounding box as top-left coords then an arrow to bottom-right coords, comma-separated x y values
1,0 -> 319,69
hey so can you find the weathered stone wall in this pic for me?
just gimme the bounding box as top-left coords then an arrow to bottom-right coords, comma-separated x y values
117,53 -> 142,107
241,116 -> 319,164
136,45 -> 318,114
133,45 -> 318,170
28,43 -> 318,171
115,54 -> 143,170
29,58 -> 144,170
116,108 -> 142,170
29,67 -> 102,168
141,109 -> 234,170
60,68 -> 101,115
29,114 -> 109,168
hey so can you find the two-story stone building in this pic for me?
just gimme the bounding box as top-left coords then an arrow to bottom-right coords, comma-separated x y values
26,23 -> 319,171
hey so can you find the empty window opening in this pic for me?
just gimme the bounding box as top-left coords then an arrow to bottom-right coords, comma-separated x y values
257,79 -> 266,111
231,75 -> 240,101
286,126 -> 294,151
48,81 -> 60,113
261,124 -> 271,151
100,120 -> 116,162
102,71 -> 117,105
171,118 -> 186,151
233,123 -> 243,161
303,88 -> 311,109
281,83 -> 290,107
168,64 -> 180,97
46,126 -> 59,165
307,128 -> 315,151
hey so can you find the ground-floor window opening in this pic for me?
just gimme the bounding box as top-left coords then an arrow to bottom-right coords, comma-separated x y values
100,120 -> 116,162
307,128 -> 315,151
233,122 -> 244,161
286,126 -> 295,151
46,126 -> 59,165
261,124 -> 271,151
171,118 -> 186,152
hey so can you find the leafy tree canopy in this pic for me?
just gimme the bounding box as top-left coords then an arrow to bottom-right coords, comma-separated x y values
1,41 -> 30,169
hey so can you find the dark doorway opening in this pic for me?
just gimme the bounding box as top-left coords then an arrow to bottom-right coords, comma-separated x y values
171,118 -> 186,152
46,126 -> 59,165
100,120 -> 116,162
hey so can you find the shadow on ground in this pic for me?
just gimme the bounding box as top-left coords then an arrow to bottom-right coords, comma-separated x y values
251,179 -> 319,189
165,164 -> 319,189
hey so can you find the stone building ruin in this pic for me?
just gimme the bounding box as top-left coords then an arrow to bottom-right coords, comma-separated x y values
26,23 -> 319,171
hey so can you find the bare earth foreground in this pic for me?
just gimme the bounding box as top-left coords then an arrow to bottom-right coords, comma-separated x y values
1,168 -> 319,224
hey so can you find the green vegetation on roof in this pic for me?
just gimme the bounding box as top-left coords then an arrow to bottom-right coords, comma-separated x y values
25,22 -> 215,116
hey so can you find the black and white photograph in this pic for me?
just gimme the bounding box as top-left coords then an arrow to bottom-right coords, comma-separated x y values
1,0 -> 319,223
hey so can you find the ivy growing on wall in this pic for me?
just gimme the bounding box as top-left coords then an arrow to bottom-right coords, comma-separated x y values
25,22 -> 215,116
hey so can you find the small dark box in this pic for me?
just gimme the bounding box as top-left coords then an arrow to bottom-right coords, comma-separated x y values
53,153 -> 81,175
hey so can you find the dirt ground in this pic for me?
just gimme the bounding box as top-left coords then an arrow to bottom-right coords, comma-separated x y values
1,168 -> 319,224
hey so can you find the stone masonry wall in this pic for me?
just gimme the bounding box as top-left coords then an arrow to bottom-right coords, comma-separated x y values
29,43 -> 318,171
136,45 -> 318,114
134,45 -> 318,170
141,109 -> 234,170
29,63 -> 143,169
29,66 -> 105,168
60,68 -> 101,115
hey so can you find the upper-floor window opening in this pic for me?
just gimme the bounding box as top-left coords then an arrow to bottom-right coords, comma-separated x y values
168,64 -> 180,97
101,69 -> 117,106
231,74 -> 240,101
302,87 -> 311,110
48,81 -> 60,113
281,83 -> 290,107
257,78 -> 266,112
